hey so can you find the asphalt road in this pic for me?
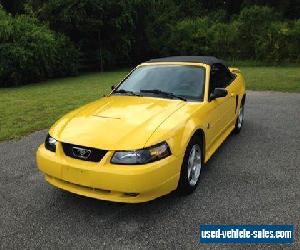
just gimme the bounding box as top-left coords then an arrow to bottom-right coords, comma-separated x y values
0,91 -> 299,249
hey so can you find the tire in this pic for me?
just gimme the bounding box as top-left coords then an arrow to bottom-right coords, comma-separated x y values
234,103 -> 245,134
177,136 -> 203,195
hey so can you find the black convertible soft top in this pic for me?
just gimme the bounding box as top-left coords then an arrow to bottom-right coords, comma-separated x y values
146,56 -> 225,66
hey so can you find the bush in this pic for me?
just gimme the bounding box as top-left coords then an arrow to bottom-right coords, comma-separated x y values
255,21 -> 290,62
168,17 -> 238,59
163,5 -> 300,63
168,17 -> 211,55
287,19 -> 300,62
0,6 -> 79,87
236,6 -> 300,63
209,22 -> 238,59
235,5 -> 278,59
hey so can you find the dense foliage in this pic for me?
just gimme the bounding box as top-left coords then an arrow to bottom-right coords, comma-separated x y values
165,6 -> 300,63
0,0 -> 299,86
0,6 -> 79,87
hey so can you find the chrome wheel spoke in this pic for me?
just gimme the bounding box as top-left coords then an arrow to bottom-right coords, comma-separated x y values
237,106 -> 244,129
187,144 -> 202,186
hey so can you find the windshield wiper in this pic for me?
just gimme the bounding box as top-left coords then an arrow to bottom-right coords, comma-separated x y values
140,89 -> 186,101
113,89 -> 141,96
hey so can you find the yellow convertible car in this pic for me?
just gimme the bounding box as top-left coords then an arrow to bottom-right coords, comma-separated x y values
36,56 -> 246,203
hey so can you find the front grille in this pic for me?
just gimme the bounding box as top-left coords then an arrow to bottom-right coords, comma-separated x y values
61,142 -> 107,162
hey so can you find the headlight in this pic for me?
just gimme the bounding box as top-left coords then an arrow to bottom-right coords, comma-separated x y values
45,134 -> 57,152
111,142 -> 171,165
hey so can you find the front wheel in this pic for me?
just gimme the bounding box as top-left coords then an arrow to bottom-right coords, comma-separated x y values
234,103 -> 245,134
177,136 -> 203,195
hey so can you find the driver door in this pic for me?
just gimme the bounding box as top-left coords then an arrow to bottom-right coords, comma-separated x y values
205,64 -> 236,152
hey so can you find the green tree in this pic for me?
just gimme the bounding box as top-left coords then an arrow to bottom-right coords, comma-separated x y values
0,5 -> 79,87
235,5 -> 278,59
0,0 -> 26,14
29,0 -> 136,70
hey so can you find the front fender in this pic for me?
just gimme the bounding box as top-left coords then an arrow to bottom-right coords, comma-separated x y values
144,104 -> 207,158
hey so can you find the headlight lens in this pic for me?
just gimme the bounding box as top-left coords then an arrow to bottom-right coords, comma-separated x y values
45,134 -> 57,152
111,142 -> 171,165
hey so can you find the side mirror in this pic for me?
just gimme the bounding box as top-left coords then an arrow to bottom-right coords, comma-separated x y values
111,85 -> 115,90
210,88 -> 228,101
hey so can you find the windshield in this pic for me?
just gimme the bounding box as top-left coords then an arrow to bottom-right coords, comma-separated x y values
114,65 -> 205,101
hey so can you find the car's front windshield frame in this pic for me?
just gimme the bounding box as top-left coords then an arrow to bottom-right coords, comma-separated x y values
112,64 -> 206,102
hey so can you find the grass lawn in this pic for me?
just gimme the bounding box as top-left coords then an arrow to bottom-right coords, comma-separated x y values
0,70 -> 128,141
0,66 -> 299,141
240,66 -> 300,92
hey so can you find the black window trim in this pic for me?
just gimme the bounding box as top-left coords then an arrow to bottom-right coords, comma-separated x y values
208,63 -> 235,98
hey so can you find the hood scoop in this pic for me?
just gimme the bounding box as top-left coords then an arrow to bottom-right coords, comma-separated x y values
93,115 -> 121,120
53,95 -> 186,150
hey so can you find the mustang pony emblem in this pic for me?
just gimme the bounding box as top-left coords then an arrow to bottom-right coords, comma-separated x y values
72,147 -> 91,159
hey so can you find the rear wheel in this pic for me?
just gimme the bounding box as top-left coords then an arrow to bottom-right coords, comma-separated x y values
234,103 -> 245,134
177,136 -> 203,195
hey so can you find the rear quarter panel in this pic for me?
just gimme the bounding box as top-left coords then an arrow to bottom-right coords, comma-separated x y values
229,67 -> 246,106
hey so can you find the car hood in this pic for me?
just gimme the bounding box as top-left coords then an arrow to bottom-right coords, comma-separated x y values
50,95 -> 186,150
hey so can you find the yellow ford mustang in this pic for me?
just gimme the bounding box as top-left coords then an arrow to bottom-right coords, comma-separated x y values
36,56 -> 246,203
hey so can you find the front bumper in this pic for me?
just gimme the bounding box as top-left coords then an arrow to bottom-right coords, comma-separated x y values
36,143 -> 182,203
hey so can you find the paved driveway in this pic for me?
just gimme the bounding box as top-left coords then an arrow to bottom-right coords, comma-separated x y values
0,91 -> 299,249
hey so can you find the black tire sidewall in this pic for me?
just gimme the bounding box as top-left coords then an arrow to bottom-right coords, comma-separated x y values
234,104 -> 244,134
177,136 -> 203,195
